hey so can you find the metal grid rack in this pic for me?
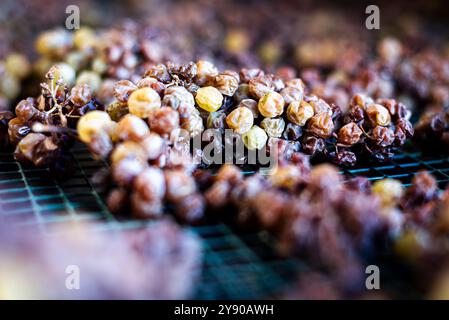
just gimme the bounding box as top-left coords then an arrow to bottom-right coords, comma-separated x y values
1,144 -> 449,299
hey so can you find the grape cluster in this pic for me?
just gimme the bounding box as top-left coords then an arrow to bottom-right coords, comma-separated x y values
395,50 -> 449,108
80,110 -> 205,224
414,106 -> 449,154
329,94 -> 414,165
76,59 -> 415,225
200,162 -> 388,293
2,66 -> 103,174
299,37 -> 449,121
200,160 -> 449,298
33,24 -> 214,107
201,61 -> 413,165
82,60 -> 414,172
78,63 -> 208,221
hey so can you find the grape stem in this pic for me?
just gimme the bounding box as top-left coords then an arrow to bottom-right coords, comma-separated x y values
43,67 -> 68,128
32,122 -> 77,135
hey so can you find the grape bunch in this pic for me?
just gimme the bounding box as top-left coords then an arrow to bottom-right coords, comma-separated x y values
2,65 -> 104,175
76,59 -> 416,223
201,160 -> 449,298
33,23 -> 213,107
328,94 -> 414,166
414,106 -> 449,154
79,110 -> 205,224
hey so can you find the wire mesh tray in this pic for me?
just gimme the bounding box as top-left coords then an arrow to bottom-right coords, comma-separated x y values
1,143 -> 449,299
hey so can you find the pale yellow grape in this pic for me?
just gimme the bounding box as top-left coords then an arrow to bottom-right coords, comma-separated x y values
128,87 -> 161,118
5,53 -> 30,79
372,179 -> 404,207
195,86 -> 223,112
77,111 -> 111,143
111,141 -> 147,164
242,125 -> 268,150
53,63 -> 76,86
73,27 -> 97,50
287,100 -> 314,126
76,71 -> 101,92
226,106 -> 254,134
258,91 -> 285,118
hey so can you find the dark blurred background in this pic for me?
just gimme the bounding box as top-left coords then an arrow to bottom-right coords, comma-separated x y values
1,0 -> 448,110
1,0 -> 449,59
